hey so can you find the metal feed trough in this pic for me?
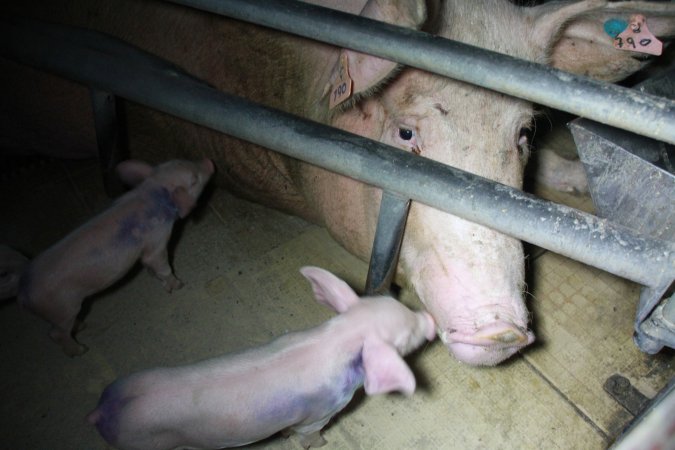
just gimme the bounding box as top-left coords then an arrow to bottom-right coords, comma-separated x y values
568,67 -> 675,447
570,65 -> 675,355
1,0 -> 673,435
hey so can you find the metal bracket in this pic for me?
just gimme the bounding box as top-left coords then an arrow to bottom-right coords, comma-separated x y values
365,191 -> 411,295
635,292 -> 675,354
604,374 -> 650,416
609,377 -> 675,450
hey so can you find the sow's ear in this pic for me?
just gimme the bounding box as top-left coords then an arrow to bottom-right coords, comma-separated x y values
299,266 -> 359,313
327,0 -> 427,97
116,160 -> 154,187
362,337 -> 416,396
529,0 -> 675,82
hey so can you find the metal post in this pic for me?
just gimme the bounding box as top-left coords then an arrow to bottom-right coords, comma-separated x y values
90,89 -> 127,197
365,191 -> 410,295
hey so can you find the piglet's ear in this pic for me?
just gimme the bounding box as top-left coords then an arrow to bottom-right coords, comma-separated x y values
362,338 -> 416,396
299,266 -> 359,313
171,186 -> 195,218
116,160 -> 154,187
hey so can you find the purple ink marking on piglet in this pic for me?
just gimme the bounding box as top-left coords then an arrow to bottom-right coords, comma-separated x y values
114,188 -> 177,246
260,352 -> 363,427
340,351 -> 365,397
113,213 -> 144,246
145,187 -> 179,221
91,381 -> 127,445
18,158 -> 214,356
86,267 -> 435,449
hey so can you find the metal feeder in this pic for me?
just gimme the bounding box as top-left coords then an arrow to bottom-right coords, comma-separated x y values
570,65 -> 675,354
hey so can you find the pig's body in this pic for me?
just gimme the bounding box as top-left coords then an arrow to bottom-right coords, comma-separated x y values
18,159 -> 214,356
87,267 -> 436,450
4,0 -> 674,364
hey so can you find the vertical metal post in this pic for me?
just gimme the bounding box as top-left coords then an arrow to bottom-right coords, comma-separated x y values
365,191 -> 411,295
90,89 -> 127,197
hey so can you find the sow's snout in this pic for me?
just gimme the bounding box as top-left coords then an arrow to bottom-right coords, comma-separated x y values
441,321 -> 535,366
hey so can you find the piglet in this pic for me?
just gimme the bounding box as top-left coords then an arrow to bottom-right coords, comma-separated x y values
0,245 -> 28,300
18,158 -> 214,356
87,266 -> 436,450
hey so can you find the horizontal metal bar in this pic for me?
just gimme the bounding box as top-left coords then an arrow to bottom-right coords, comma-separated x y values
1,17 -> 673,288
167,0 -> 675,145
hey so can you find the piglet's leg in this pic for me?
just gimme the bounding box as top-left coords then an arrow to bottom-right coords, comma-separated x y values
142,246 -> 183,292
296,430 -> 327,449
293,418 -> 331,449
37,293 -> 89,357
49,316 -> 88,357
73,319 -> 86,332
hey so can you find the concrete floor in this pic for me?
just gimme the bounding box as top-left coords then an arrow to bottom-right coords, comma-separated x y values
0,155 -> 673,449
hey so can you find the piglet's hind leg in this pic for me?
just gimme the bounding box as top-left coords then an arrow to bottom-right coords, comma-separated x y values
49,317 -> 88,357
297,430 -> 327,449
37,293 -> 88,356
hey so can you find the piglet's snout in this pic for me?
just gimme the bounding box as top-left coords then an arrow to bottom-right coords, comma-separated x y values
200,158 -> 215,176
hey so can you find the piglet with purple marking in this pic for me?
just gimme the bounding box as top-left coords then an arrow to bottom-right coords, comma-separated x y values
18,158 -> 214,356
87,266 -> 436,450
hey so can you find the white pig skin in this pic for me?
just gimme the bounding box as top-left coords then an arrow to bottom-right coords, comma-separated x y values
86,266 -> 436,450
17,158 -> 214,356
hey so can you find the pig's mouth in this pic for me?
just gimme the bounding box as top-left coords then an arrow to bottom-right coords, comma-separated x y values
440,321 -> 535,366
403,253 -> 534,365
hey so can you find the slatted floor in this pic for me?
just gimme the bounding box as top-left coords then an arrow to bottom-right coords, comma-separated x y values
0,156 -> 672,449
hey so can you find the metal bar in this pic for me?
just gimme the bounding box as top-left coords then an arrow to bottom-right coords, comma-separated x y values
634,288 -> 675,353
90,89 -> 127,197
166,0 -> 675,145
365,191 -> 410,295
1,18 -> 673,289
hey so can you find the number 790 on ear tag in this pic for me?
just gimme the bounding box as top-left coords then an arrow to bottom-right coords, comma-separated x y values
329,53 -> 353,109
613,14 -> 663,56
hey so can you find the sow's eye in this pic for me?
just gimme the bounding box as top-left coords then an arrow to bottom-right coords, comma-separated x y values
399,128 -> 414,141
396,127 -> 422,154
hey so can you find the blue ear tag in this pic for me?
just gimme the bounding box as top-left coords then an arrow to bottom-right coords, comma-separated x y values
604,19 -> 628,38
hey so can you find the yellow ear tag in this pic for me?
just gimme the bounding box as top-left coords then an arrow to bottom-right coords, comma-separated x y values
613,14 -> 663,56
329,53 -> 354,109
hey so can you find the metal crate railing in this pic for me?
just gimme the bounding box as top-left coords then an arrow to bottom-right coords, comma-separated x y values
1,1 -> 673,357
